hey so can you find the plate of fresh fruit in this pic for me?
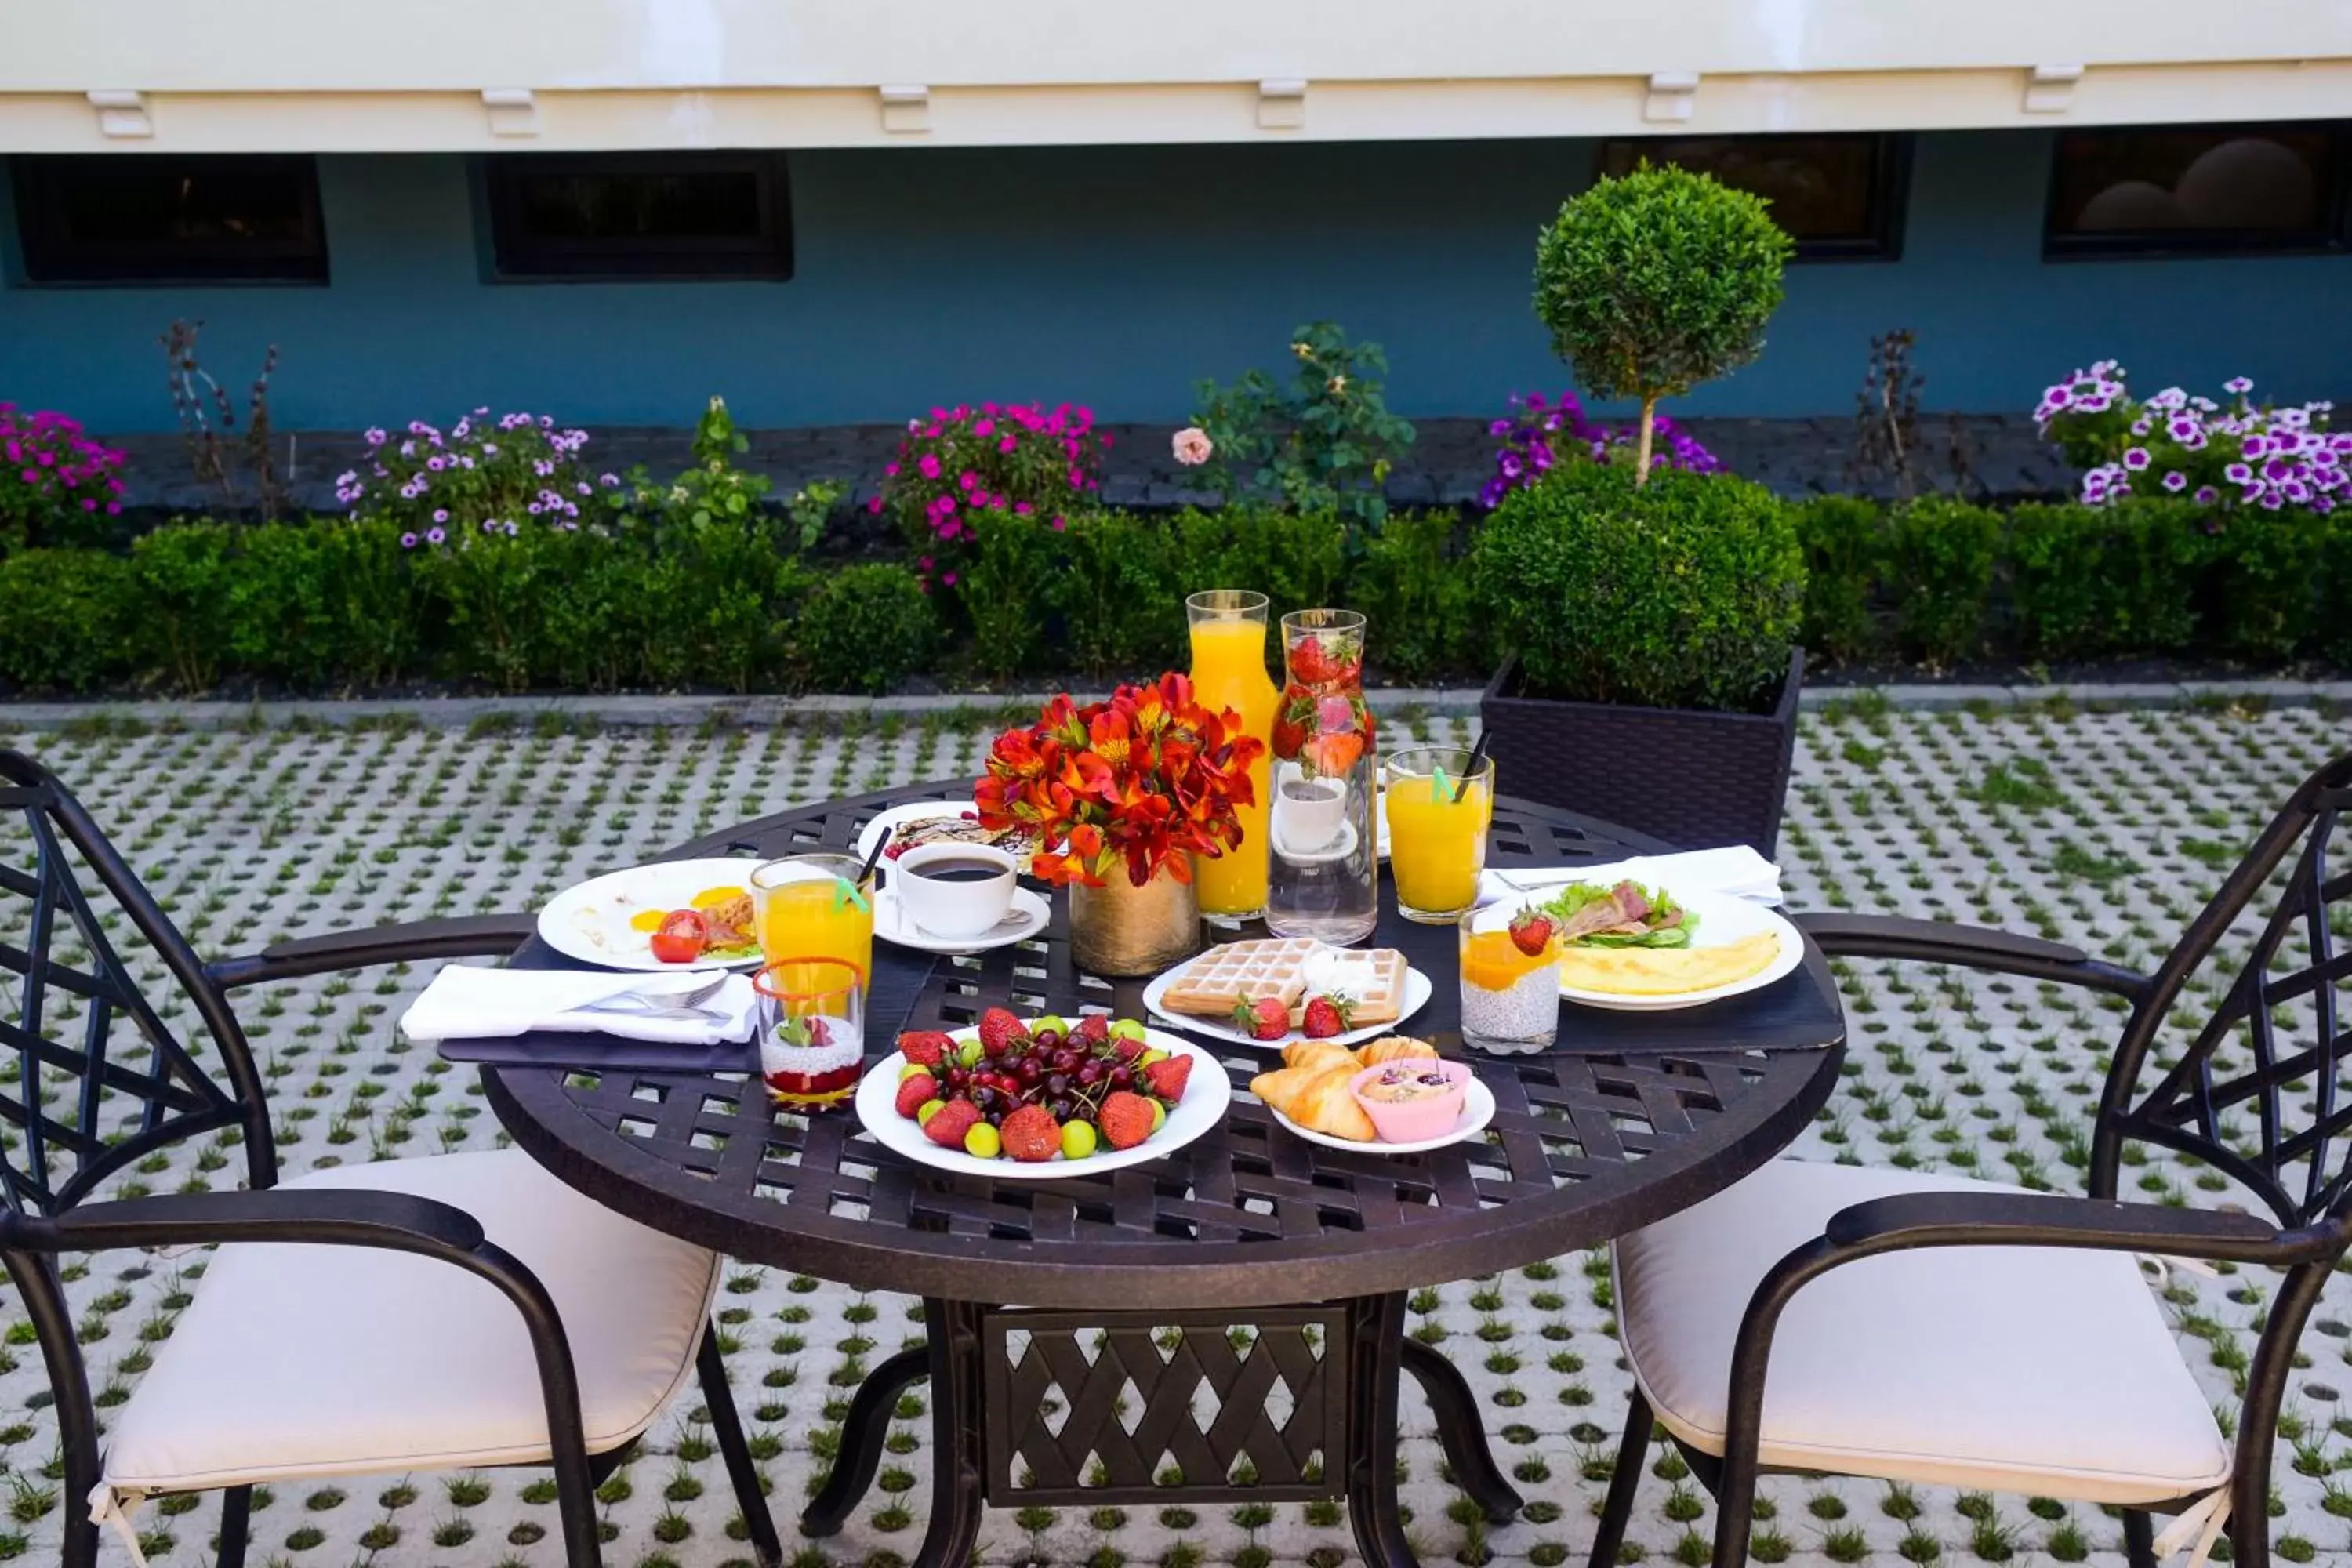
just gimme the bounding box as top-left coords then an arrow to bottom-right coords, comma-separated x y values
854,1008 -> 1232,1179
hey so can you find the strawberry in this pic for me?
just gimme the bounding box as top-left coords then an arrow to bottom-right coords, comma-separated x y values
1097,1091 -> 1156,1151
1305,730 -> 1365,778
1509,906 -> 1558,956
978,1007 -> 1030,1058
894,1073 -> 939,1120
1301,994 -> 1355,1039
897,1030 -> 956,1068
1110,1034 -> 1149,1062
1069,1014 -> 1110,1049
1231,996 -> 1290,1041
1142,1055 -> 1193,1102
922,1099 -> 982,1149
1271,695 -> 1313,761
1290,636 -> 1340,685
1000,1104 -> 1062,1163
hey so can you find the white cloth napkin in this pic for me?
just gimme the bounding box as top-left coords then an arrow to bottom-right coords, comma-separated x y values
397,965 -> 760,1045
1479,845 -> 1784,907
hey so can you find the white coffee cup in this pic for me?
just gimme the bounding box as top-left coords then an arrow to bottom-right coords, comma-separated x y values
892,843 -> 1018,938
1273,768 -> 1348,854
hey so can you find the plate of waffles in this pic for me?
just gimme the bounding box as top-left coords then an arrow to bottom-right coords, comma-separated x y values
1142,938 -> 1432,1050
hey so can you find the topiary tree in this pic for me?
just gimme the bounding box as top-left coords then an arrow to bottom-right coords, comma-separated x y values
1533,164 -> 1792,485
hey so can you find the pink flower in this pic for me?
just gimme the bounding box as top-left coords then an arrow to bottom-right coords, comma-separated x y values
999,437 -> 1018,454
1171,426 -> 1214,466
959,470 -> 977,490
917,453 -> 942,479
973,419 -> 996,437
1067,467 -> 1085,487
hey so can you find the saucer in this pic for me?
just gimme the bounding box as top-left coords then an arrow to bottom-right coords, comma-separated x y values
873,882 -> 1050,956
1271,819 -> 1361,866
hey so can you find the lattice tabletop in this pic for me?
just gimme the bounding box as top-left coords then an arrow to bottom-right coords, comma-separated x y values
485,782 -> 1846,1312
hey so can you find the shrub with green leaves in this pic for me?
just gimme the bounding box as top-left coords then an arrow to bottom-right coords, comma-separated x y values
224,522 -> 432,689
1534,165 -> 1791,484
960,506 -> 1068,681
1885,498 -> 2002,666
1191,323 -> 1416,532
1171,504 -> 1348,626
2205,509 -> 2332,662
1471,463 -> 1803,712
1049,511 -> 1187,677
795,564 -> 935,695
1348,512 -> 1479,681
0,548 -> 143,693
1791,496 -> 1887,666
2006,499 -> 2200,661
129,524 -> 241,695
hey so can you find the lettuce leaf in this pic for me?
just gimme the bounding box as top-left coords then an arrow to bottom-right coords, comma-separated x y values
1539,881 -> 1698,949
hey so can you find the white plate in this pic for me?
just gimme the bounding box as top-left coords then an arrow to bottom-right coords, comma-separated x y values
857,800 -> 1038,866
1142,949 -> 1433,1050
873,883 -> 1051,956
1269,1075 -> 1497,1155
537,858 -> 770,972
854,1025 -> 1230,1180
1474,887 -> 1804,1011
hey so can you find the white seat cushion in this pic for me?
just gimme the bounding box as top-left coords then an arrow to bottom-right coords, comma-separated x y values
103,1148 -> 718,1494
1615,1158 -> 2230,1505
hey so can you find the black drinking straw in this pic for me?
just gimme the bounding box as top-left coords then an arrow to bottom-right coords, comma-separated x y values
1454,731 -> 1491,802
855,827 -> 895,891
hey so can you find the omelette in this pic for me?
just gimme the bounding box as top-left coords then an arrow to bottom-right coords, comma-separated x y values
1556,931 -> 1782,996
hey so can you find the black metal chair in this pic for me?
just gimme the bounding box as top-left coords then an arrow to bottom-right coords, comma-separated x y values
0,749 -> 782,1568
1589,744 -> 2352,1568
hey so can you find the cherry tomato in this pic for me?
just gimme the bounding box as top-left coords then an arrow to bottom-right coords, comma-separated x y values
648,909 -> 708,964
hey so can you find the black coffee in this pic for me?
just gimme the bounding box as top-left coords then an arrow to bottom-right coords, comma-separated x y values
912,858 -> 1003,883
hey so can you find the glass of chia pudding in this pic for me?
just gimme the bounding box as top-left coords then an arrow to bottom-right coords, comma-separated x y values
1456,902 -> 1562,1054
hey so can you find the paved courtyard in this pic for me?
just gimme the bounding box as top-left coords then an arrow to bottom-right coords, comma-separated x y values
0,699 -> 2347,1568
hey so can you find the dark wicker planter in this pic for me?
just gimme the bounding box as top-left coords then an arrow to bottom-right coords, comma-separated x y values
1477,648 -> 1805,854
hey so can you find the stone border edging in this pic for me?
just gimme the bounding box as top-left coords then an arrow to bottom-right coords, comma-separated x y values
0,679 -> 2343,734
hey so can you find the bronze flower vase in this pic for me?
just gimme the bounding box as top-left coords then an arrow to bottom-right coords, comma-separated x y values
1067,869 -> 1203,978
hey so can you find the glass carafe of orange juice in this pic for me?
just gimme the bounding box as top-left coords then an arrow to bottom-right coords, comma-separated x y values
1186,590 -> 1279,924
750,854 -> 875,983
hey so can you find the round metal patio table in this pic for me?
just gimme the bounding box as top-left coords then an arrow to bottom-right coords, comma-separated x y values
483,782 -> 1847,1568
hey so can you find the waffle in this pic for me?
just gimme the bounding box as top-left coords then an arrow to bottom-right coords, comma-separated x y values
1285,947 -> 1410,1028
1160,938 -> 1322,1016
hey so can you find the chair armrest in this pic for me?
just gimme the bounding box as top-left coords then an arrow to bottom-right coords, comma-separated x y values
1823,1189 -> 2311,1265
1788,910 -> 2152,1000
203,913 -> 537,990
5,1186 -> 487,1258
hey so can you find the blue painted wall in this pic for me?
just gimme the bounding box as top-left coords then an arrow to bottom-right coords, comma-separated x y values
2,129 -> 2347,433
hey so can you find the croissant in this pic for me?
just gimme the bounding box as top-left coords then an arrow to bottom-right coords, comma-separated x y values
1280,1039 -> 1358,1075
1251,1062 -> 1378,1142
1357,1036 -> 1437,1066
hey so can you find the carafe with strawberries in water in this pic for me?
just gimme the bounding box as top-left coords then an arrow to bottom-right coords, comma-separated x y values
1265,609 -> 1379,944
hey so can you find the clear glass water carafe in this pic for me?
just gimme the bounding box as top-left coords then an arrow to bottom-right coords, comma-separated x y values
1264,609 -> 1379,945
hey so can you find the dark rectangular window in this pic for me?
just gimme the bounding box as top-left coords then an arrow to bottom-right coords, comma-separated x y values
482,151 -> 793,281
9,154 -> 327,285
2044,122 -> 2347,258
1596,133 -> 1910,260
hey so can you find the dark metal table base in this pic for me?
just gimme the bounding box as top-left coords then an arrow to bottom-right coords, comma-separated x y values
802,1296 -> 1523,1568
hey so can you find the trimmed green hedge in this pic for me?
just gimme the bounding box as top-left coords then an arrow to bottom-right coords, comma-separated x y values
0,493 -> 2344,698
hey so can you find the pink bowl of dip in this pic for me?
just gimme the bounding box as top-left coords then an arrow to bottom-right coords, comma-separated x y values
1349,1060 -> 1472,1144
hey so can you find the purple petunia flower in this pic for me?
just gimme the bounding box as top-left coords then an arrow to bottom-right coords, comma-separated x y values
2161,470 -> 2188,492
2122,447 -> 2151,470
400,532 -> 418,549
426,527 -> 446,544
2194,485 -> 2220,504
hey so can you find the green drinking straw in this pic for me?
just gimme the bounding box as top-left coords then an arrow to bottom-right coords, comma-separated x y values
830,877 -> 871,916
1431,766 -> 1451,803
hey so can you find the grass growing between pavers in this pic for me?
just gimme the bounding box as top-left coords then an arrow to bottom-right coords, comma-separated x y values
0,703 -> 2346,1566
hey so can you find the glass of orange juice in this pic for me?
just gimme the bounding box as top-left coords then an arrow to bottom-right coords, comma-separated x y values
750,853 -> 875,985
1186,589 -> 1278,924
1385,746 -> 1495,923
1457,901 -> 1561,1054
